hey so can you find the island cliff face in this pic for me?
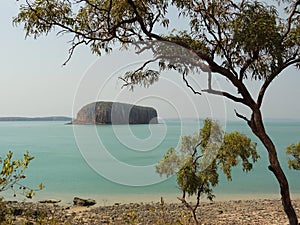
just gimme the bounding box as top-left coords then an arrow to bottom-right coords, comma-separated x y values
72,102 -> 158,125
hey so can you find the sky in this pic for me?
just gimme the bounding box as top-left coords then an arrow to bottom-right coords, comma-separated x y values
1,0 -> 300,121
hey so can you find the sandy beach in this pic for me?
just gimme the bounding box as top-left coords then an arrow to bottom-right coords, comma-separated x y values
1,198 -> 299,224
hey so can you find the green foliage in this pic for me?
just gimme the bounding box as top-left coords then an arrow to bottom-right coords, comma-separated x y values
156,119 -> 259,201
219,132 -> 259,179
14,0 -> 299,80
232,2 -> 284,78
13,0 -> 169,58
286,142 -> 300,170
0,151 -> 42,198
123,69 -> 160,90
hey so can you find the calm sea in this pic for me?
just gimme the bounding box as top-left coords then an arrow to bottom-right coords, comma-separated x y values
0,120 -> 299,204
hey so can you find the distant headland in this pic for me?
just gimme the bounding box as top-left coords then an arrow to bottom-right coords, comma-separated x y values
71,101 -> 158,125
0,116 -> 73,122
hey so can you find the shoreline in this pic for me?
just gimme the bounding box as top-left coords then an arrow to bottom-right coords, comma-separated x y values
3,192 -> 300,206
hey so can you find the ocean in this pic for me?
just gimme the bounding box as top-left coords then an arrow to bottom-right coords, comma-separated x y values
0,119 -> 299,205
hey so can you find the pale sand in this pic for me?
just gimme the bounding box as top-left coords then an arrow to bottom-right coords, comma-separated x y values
28,192 -> 300,206
63,198 -> 300,224
3,197 -> 300,224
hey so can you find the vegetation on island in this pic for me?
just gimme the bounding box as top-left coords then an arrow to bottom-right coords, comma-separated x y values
13,0 -> 300,224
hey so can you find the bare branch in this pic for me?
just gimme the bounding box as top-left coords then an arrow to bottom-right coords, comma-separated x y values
134,42 -> 155,54
234,109 -> 250,123
63,39 -> 89,66
132,56 -> 163,73
205,70 -> 245,104
202,88 -> 245,104
182,74 -> 202,95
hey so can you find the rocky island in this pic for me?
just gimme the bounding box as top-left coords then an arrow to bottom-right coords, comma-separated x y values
71,101 -> 158,125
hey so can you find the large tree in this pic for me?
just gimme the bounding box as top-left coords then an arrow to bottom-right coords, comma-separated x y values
14,0 -> 300,224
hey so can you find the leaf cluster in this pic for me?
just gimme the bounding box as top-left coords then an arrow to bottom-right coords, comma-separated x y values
286,142 -> 300,170
0,151 -> 42,199
14,0 -> 170,63
232,2 -> 284,78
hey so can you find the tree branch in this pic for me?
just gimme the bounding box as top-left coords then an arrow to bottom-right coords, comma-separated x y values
126,0 -> 164,41
63,39 -> 90,65
202,88 -> 245,104
182,74 -> 202,95
282,0 -> 300,39
25,0 -> 111,42
160,36 -> 256,109
194,2 -> 238,77
234,109 -> 250,123
84,0 -> 109,13
257,57 -> 300,108
239,55 -> 258,81
194,188 -> 202,213
192,142 -> 202,158
177,195 -> 199,224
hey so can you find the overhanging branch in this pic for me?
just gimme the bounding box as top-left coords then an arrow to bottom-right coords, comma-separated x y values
257,57 -> 300,108
202,88 -> 245,104
283,0 -> 300,38
182,74 -> 202,95
127,0 -> 164,41
234,109 -> 250,123
63,39 -> 90,66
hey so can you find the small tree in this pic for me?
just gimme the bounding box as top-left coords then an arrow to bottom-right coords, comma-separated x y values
0,151 -> 42,199
156,119 -> 259,224
286,143 -> 300,170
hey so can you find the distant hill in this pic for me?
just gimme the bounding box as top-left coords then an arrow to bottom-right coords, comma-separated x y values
0,116 -> 73,122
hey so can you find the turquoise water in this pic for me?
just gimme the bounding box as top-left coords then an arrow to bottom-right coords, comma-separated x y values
0,120 -> 299,203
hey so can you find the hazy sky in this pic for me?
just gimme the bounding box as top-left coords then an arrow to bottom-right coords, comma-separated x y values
1,1 -> 300,120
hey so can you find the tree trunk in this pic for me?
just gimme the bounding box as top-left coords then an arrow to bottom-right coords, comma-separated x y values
248,110 -> 298,225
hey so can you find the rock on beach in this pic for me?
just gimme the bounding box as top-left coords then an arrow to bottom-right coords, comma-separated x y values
73,197 -> 96,206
